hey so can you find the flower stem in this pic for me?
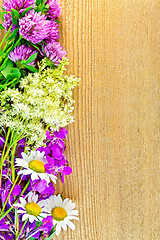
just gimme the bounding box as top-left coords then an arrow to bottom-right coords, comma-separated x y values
0,24 -> 13,49
11,142 -> 17,182
0,178 -> 30,220
15,218 -> 28,240
2,173 -> 20,211
0,127 -> 11,189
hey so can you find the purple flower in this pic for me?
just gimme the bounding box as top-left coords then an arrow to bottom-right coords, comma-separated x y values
19,11 -> 50,44
0,218 -> 10,231
31,179 -> 48,192
54,128 -> 68,139
45,20 -> 59,43
2,13 -> 17,32
12,184 -> 21,195
44,42 -> 67,65
46,0 -> 61,19
37,146 -> 51,155
40,216 -> 53,232
40,182 -> 55,199
0,137 -> 5,146
50,144 -> 63,159
3,0 -> 35,13
62,166 -> 72,175
9,45 -> 37,66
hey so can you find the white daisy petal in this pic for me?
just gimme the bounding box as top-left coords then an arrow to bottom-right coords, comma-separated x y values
17,210 -> 26,214
13,203 -> 25,209
32,193 -> 38,203
22,214 -> 29,222
61,222 -> 67,231
56,223 -> 62,235
69,210 -> 79,216
29,215 -> 35,223
66,220 -> 75,231
20,197 -> 27,207
28,192 -> 33,203
40,213 -> 48,218
31,172 -> 39,181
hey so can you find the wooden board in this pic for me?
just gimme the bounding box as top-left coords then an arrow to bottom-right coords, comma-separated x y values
1,0 -> 160,239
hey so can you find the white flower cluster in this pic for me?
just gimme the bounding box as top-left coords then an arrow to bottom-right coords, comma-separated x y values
0,59 -> 79,147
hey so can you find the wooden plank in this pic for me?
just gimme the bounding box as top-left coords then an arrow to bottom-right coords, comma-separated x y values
0,0 -> 160,239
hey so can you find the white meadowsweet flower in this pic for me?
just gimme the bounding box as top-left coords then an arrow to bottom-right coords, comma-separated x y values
43,194 -> 79,235
13,192 -> 48,223
15,150 -> 57,184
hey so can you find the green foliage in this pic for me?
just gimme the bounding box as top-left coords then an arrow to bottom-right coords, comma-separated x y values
1,59 -> 13,77
0,59 -> 80,147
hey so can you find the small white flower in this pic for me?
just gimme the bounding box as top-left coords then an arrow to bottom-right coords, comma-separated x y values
43,194 -> 79,235
15,150 -> 57,184
13,192 -> 47,223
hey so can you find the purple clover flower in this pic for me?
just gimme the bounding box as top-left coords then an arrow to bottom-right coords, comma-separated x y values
9,45 -> 37,66
19,10 -> 50,44
46,0 -> 61,19
2,13 -> 17,32
45,20 -> 60,43
44,42 -> 67,65
3,0 -> 35,13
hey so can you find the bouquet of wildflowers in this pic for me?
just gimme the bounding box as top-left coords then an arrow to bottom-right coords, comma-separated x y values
0,0 -> 79,239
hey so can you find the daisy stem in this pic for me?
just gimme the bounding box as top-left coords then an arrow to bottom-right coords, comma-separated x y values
15,218 -> 28,240
16,214 -> 20,238
15,210 -> 19,238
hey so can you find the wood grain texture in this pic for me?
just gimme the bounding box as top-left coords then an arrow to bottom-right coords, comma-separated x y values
1,0 -> 160,239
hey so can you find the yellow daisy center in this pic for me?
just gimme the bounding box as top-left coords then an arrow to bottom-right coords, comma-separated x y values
51,207 -> 67,221
29,160 -> 45,173
25,202 -> 41,216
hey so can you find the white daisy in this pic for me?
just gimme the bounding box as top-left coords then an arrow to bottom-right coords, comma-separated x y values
43,194 -> 79,235
13,192 -> 48,223
15,150 -> 57,184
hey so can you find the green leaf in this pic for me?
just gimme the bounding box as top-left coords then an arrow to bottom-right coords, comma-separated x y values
0,24 -> 5,29
7,28 -> 19,41
0,11 -> 7,20
6,68 -> 21,80
25,65 -> 38,72
55,19 -> 61,24
1,59 -> 13,77
11,8 -> 20,18
21,6 -> 33,17
25,52 -> 38,64
11,14 -> 18,26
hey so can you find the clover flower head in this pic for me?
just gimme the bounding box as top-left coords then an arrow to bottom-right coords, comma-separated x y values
19,10 -> 50,44
3,0 -> 35,13
44,42 -> 67,66
46,0 -> 61,19
2,13 -> 17,32
45,20 -> 60,43
9,45 -> 37,66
